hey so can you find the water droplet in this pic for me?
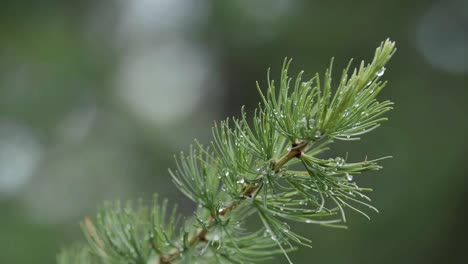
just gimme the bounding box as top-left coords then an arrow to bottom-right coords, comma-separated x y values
287,146 -> 292,152
335,157 -> 344,166
346,135 -> 350,139
236,178 -> 245,184
366,81 -> 372,87
369,89 -> 374,94
305,219 -> 312,224
376,67 -> 386,77
346,173 -> 353,181
314,130 -> 321,139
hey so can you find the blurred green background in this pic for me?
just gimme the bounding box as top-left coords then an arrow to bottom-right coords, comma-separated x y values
1,0 -> 467,263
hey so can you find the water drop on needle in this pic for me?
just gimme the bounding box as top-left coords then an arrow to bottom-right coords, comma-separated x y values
376,67 -> 386,77
314,130 -> 321,139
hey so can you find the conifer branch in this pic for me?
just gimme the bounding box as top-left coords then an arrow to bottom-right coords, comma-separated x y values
58,39 -> 396,264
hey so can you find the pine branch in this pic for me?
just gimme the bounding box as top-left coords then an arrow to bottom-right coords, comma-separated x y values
58,39 -> 396,264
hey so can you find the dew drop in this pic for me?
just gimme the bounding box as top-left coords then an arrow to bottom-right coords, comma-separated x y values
314,130 -> 321,139
376,67 -> 386,77
335,157 -> 344,166
236,178 -> 245,184
346,173 -> 353,181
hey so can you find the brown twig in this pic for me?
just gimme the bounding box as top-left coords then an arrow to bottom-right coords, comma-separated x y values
158,141 -> 309,263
